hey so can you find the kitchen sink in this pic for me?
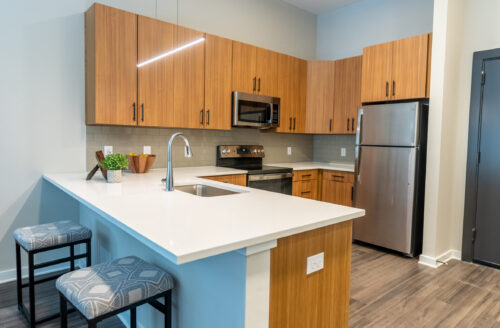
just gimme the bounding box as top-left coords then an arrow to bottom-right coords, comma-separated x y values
176,184 -> 243,197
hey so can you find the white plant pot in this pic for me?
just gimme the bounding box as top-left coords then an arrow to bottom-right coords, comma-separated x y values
107,169 -> 122,183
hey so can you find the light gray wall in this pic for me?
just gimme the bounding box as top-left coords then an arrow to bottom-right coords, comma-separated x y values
316,0 -> 434,60
0,0 -> 316,276
313,135 -> 355,163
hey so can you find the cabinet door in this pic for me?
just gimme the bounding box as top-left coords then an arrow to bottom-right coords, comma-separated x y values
137,16 -> 175,127
361,42 -> 393,103
173,26 -> 205,128
86,4 -> 137,125
232,41 -> 257,94
333,56 -> 362,134
321,180 -> 353,206
392,33 -> 430,100
293,58 -> 308,133
256,47 -> 278,96
306,61 -> 335,134
202,174 -> 247,186
276,54 -> 294,133
204,34 -> 232,130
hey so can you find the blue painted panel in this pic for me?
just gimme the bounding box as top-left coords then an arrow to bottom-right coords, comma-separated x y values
80,205 -> 246,328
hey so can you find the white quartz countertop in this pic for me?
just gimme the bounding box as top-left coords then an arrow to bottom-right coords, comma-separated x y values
44,166 -> 363,264
268,162 -> 355,172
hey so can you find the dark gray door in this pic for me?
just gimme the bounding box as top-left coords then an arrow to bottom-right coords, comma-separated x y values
474,58 -> 500,267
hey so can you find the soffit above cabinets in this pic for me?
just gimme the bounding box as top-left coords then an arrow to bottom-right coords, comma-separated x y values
282,0 -> 361,14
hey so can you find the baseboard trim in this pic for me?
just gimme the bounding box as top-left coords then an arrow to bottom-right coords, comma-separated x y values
0,259 -> 86,284
418,249 -> 462,268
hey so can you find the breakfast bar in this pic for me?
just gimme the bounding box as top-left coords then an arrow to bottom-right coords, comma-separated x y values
44,167 -> 364,328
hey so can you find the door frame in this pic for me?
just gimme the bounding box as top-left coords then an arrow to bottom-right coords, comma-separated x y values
462,48 -> 500,262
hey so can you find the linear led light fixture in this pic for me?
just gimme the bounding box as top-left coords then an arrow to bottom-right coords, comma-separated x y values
137,36 -> 205,68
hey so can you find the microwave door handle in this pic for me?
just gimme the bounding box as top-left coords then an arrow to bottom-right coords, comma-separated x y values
268,103 -> 274,123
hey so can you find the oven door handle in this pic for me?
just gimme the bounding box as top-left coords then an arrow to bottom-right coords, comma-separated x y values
247,172 -> 293,181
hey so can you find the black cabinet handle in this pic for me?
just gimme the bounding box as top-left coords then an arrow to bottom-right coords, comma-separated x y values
351,186 -> 354,201
386,81 -> 389,97
253,77 -> 256,92
206,109 -> 210,126
133,103 -> 136,121
200,109 -> 205,125
141,104 -> 144,122
392,80 -> 396,97
352,117 -> 355,131
347,118 -> 350,131
329,119 -> 332,132
258,78 -> 261,92
289,117 -> 292,130
293,117 -> 296,131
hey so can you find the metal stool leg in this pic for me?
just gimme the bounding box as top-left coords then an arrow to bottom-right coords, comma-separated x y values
131,307 -> 137,328
86,239 -> 92,267
165,291 -> 172,328
15,243 -> 22,311
70,244 -> 75,271
28,252 -> 35,328
60,294 -> 68,328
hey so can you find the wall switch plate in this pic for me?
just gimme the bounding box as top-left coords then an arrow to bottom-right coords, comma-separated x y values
103,146 -> 113,156
341,147 -> 346,157
287,147 -> 292,155
143,146 -> 151,155
306,252 -> 324,275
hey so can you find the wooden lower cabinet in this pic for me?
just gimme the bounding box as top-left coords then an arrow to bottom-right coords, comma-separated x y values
321,171 -> 354,207
292,180 -> 318,200
200,174 -> 246,186
269,220 -> 353,328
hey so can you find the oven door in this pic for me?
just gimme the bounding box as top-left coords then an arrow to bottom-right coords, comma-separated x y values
247,173 -> 293,195
233,92 -> 279,128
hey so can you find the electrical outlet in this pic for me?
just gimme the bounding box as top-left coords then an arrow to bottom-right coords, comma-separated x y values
287,147 -> 292,156
143,145 -> 151,155
341,147 -> 346,157
103,146 -> 113,156
306,252 -> 324,275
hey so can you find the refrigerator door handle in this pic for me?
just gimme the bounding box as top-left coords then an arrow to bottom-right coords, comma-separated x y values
355,145 -> 362,184
356,108 -> 364,146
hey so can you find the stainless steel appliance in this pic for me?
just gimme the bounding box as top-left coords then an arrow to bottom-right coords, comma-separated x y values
216,145 -> 293,195
354,101 -> 428,256
232,92 -> 280,129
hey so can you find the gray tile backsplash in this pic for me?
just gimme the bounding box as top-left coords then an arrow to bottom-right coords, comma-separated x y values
86,126 -> 314,170
312,135 -> 356,163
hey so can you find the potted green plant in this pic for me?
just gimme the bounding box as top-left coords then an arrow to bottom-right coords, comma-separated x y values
101,154 -> 128,183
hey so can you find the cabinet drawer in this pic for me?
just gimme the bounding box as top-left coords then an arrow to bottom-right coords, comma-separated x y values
293,169 -> 319,182
293,180 -> 318,200
322,170 -> 354,184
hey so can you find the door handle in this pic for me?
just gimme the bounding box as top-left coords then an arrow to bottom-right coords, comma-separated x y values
293,117 -> 296,131
392,80 -> 396,97
258,78 -> 261,92
133,103 -> 136,121
253,77 -> 256,92
141,104 -> 144,122
352,117 -> 355,131
329,119 -> 332,132
289,117 -> 292,130
200,109 -> 205,125
386,81 -> 389,97
347,118 -> 350,131
206,109 -> 210,126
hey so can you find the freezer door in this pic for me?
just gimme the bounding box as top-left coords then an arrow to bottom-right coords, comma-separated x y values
358,102 -> 420,146
354,145 -> 416,254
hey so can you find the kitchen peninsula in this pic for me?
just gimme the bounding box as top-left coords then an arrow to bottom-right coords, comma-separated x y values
44,167 -> 364,328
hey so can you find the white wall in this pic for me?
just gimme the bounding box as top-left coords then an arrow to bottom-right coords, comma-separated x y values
421,0 -> 500,263
0,0 -> 316,276
316,0 -> 434,60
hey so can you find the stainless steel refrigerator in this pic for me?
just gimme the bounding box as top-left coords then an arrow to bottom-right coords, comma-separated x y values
353,101 -> 428,256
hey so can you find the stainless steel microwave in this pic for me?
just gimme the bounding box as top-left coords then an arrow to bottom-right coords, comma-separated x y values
232,92 -> 280,129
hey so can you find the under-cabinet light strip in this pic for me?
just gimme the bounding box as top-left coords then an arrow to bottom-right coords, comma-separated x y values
137,36 -> 205,68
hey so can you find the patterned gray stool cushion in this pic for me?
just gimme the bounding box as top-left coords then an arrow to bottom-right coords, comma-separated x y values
56,256 -> 173,320
13,220 -> 92,251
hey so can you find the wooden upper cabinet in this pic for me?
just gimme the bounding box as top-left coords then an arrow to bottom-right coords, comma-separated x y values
137,16 -> 175,127
361,33 -> 432,103
204,34 -> 232,130
232,41 -> 257,94
256,47 -> 278,96
173,26 -> 205,129
276,54 -> 294,133
293,58 -> 308,133
306,61 -> 335,134
361,42 -> 393,103
85,3 -> 137,126
392,33 -> 430,100
333,56 -> 362,134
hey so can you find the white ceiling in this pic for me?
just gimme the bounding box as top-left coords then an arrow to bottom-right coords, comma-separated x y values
283,0 -> 361,14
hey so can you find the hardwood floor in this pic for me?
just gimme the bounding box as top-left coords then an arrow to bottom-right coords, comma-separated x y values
350,244 -> 500,328
0,245 -> 498,327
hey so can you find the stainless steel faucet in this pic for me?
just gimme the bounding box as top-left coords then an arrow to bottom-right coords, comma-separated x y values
166,132 -> 192,191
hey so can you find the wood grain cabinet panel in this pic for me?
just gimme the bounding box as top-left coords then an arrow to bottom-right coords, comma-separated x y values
321,170 -> 354,206
201,174 -> 247,186
256,47 -> 278,96
361,42 -> 393,103
294,58 -> 308,133
137,16 -> 175,127
232,41 -> 257,94
204,34 -> 232,130
173,26 -> 205,129
270,221 -> 353,328
293,180 -> 319,200
85,4 -> 137,126
306,61 -> 335,134
333,56 -> 362,134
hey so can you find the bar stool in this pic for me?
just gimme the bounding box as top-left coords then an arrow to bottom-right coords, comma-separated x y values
13,220 -> 92,327
57,256 -> 173,328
